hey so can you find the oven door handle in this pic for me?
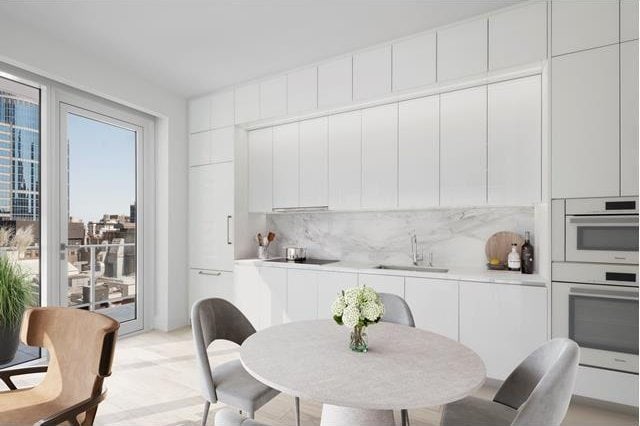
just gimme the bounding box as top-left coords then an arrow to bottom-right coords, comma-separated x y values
567,216 -> 639,225
570,287 -> 639,300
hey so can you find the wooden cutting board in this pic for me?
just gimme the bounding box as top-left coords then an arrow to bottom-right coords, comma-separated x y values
485,231 -> 524,264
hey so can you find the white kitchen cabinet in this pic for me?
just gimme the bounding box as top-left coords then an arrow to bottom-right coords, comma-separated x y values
361,103 -> 398,209
437,18 -> 488,81
621,40 -> 639,196
353,46 -> 392,101
489,2 -> 547,70
189,127 -> 234,167
260,76 -> 287,119
318,56 -> 353,108
235,82 -> 260,124
260,266 -> 288,328
210,89 -> 235,129
621,0 -> 639,42
552,0 -> 619,56
488,76 -> 542,204
248,127 -> 273,212
288,67 -> 318,114
552,45 -> 620,198
234,264 -> 264,329
405,278 -> 458,341
189,162 -> 234,271
189,95 -> 211,133
440,86 -> 487,206
189,131 -> 211,167
299,117 -> 328,207
398,96 -> 439,208
273,123 -> 300,208
287,269 -> 318,322
459,282 -> 547,380
358,274 -> 404,297
392,33 -> 437,92
317,271 -> 359,319
188,269 -> 234,313
328,110 -> 362,210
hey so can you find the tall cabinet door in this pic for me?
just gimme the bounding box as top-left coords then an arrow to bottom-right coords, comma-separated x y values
488,76 -> 542,204
189,162 -> 234,271
248,128 -> 273,212
398,96 -> 439,208
328,111 -> 362,210
361,103 -> 398,209
440,86 -> 487,205
621,40 -> 639,196
552,45 -> 620,198
273,123 -> 300,208
300,117 -> 329,207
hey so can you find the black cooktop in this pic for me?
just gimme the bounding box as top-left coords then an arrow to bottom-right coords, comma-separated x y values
264,258 -> 339,265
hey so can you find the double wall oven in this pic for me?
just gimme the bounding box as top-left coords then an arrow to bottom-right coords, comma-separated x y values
552,197 -> 639,374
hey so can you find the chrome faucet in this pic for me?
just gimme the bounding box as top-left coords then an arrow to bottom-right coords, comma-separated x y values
410,232 -> 424,266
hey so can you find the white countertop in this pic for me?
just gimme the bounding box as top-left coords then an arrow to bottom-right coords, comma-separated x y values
235,258 -> 547,286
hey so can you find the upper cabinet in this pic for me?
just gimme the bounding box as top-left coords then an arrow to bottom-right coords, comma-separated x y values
489,2 -> 547,70
552,0 -> 619,56
621,0 -> 639,42
189,96 -> 211,134
361,103 -> 398,209
272,123 -> 300,208
260,76 -> 287,119
392,33 -> 437,91
437,18 -> 488,81
552,45 -> 620,198
210,89 -> 235,129
299,117 -> 329,207
235,82 -> 260,124
353,46 -> 392,101
188,126 -> 234,167
621,40 -> 639,196
398,96 -> 439,209
248,127 -> 273,212
318,56 -> 353,108
440,86 -> 487,205
288,67 -> 318,114
328,110 -> 362,210
488,76 -> 542,204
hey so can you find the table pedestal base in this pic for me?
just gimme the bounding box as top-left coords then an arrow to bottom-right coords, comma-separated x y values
320,404 -> 395,426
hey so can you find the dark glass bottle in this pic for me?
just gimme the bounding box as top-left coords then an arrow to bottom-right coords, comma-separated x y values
521,231 -> 534,274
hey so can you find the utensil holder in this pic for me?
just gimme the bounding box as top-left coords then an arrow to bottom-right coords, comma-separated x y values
257,246 -> 268,259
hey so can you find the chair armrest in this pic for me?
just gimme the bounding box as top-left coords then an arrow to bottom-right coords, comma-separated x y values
0,365 -> 47,390
35,389 -> 107,426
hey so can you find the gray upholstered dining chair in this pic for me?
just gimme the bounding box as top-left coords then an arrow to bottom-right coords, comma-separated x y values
379,292 -> 415,328
379,292 -> 415,426
191,298 -> 280,425
440,338 -> 580,426
214,407 -> 269,426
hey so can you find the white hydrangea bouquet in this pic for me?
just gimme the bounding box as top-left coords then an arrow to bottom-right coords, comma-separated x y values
331,285 -> 384,352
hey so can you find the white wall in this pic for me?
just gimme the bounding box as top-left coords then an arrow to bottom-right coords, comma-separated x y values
0,15 -> 189,331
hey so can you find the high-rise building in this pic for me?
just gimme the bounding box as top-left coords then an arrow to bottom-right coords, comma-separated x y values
0,78 -> 40,221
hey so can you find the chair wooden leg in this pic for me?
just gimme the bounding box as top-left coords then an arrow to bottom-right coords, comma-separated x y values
294,396 -> 300,426
401,408 -> 410,426
202,401 -> 211,426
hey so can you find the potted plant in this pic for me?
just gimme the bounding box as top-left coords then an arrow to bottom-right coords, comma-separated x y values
0,255 -> 33,364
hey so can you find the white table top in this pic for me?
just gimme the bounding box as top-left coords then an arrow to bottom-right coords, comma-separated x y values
241,320 -> 486,410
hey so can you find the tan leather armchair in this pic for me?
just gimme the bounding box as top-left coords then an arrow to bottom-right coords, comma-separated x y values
0,307 -> 119,425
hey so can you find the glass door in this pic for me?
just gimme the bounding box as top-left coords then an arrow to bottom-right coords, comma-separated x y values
59,102 -> 143,334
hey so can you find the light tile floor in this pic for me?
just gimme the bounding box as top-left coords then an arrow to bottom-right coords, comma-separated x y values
9,327 -> 639,425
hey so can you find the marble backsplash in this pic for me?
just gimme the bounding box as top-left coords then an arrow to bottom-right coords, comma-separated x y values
265,207 -> 536,268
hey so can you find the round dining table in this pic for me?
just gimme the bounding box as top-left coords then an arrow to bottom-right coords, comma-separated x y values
241,320 -> 486,426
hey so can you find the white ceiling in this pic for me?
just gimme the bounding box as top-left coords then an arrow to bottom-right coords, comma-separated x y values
1,0 -> 522,98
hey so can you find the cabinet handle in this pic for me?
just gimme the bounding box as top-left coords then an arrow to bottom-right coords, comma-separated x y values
226,215 -> 232,245
199,271 -> 222,276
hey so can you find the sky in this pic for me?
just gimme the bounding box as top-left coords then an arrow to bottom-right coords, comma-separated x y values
67,113 -> 136,224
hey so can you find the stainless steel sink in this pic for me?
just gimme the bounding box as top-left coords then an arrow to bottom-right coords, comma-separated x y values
374,265 -> 449,273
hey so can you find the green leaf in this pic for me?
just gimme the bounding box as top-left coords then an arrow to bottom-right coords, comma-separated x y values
0,255 -> 34,327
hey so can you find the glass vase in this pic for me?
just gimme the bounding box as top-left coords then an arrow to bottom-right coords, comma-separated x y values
350,325 -> 368,353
